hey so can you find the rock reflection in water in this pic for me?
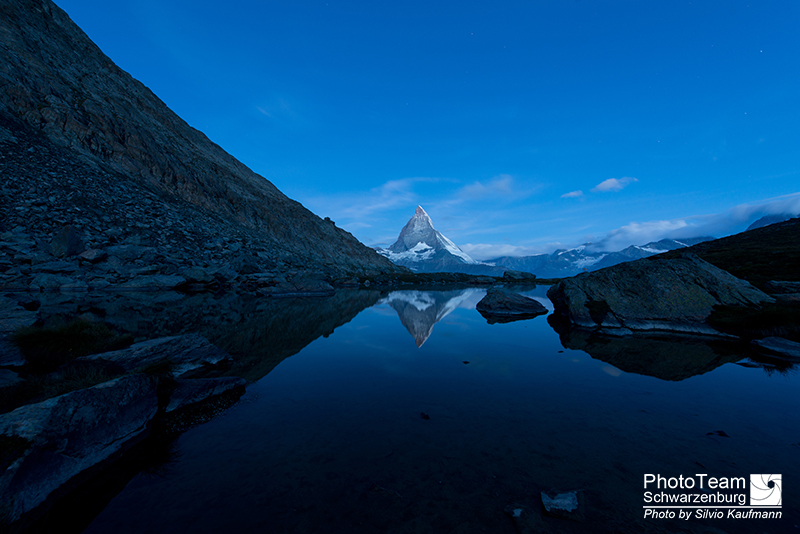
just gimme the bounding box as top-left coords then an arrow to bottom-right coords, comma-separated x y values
548,315 -> 746,381
9,290 -> 384,533
30,289 -> 383,382
382,289 -> 481,347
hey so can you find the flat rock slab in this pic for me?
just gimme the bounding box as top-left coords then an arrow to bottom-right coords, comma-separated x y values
547,254 -> 773,335
166,377 -> 247,413
0,374 -> 158,521
476,288 -> 548,324
764,280 -> 800,294
751,337 -> 800,360
79,333 -> 232,377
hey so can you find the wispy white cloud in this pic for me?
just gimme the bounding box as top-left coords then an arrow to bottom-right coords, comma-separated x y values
306,177 -> 434,220
460,243 -> 546,260
591,219 -> 690,251
591,176 -> 638,193
591,192 -> 800,251
561,190 -> 583,199
458,174 -> 515,199
254,96 -> 305,126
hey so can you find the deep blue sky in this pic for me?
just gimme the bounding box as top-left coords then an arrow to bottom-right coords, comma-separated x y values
56,0 -> 800,258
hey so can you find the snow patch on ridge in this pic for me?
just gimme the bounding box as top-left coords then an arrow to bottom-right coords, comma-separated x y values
573,255 -> 606,269
635,246 -> 669,254
436,233 -> 478,264
379,242 -> 436,262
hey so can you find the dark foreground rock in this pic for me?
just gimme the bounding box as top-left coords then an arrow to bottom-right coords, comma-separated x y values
547,254 -> 773,335
0,374 -> 158,521
78,334 -> 232,377
476,288 -> 548,324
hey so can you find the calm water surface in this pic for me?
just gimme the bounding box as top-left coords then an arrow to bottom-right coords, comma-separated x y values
81,288 -> 799,533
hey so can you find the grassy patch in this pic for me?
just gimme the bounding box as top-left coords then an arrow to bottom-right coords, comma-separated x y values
12,319 -> 133,374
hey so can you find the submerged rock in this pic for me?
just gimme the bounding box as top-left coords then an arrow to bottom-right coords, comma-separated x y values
547,254 -> 773,335
476,288 -> 548,324
751,337 -> 800,360
764,280 -> 800,294
541,490 -> 584,521
78,334 -> 232,377
165,377 -> 247,413
0,374 -> 158,521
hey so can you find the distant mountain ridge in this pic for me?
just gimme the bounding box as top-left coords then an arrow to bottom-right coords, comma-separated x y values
488,237 -> 714,278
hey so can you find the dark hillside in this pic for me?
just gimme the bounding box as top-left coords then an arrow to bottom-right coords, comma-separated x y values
0,0 -> 402,279
657,218 -> 800,290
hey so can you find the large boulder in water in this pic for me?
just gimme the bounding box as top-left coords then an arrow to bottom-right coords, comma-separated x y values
546,254 -> 773,335
476,287 -> 548,324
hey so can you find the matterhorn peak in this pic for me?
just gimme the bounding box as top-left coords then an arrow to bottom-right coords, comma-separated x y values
383,206 -> 478,267
411,205 -> 435,228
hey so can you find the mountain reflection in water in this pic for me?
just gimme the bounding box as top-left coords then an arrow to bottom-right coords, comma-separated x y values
381,289 -> 481,346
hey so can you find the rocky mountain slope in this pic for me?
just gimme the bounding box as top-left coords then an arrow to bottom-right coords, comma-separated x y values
0,0 -> 403,287
376,206 -> 503,275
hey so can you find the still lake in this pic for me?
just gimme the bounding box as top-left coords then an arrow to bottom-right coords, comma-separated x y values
68,287 -> 797,533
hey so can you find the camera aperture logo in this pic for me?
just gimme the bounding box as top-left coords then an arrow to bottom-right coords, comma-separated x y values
642,473 -> 782,520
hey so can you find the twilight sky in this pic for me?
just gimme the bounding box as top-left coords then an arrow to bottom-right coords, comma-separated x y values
56,0 -> 800,259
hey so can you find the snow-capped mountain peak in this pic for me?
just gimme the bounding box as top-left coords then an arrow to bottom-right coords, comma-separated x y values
376,206 -> 502,274
389,206 -> 440,253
